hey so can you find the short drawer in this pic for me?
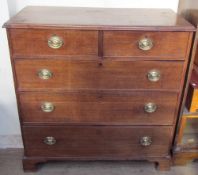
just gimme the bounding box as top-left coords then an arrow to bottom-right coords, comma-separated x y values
19,91 -> 178,125
9,29 -> 98,56
23,125 -> 172,157
103,31 -> 190,59
15,59 -> 184,91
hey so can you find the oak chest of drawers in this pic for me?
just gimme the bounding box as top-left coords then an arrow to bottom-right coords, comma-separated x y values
4,6 -> 195,171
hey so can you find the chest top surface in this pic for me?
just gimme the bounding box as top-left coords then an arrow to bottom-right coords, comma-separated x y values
4,6 -> 195,31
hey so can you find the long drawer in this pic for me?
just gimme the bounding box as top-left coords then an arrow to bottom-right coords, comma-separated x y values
103,31 -> 190,59
19,91 -> 178,125
15,59 -> 184,91
23,125 -> 172,158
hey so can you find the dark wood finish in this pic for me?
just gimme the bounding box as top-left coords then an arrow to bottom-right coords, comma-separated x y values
98,30 -> 103,57
4,6 -> 195,171
194,44 -> 198,66
103,31 -> 190,59
155,157 -> 171,171
9,29 -> 98,57
23,125 -> 172,157
186,69 -> 198,112
19,91 -> 178,125
15,59 -> 184,91
22,156 -> 172,172
3,6 -> 194,31
23,157 -> 46,172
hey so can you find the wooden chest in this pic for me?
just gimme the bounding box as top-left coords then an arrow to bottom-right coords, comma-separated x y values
3,6 -> 195,171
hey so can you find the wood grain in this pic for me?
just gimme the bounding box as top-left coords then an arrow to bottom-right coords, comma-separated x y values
3,6 -> 194,31
3,6 -> 195,171
15,59 -> 184,91
185,69 -> 198,112
9,29 -> 98,57
19,91 -> 178,125
23,125 -> 172,157
103,31 -> 190,59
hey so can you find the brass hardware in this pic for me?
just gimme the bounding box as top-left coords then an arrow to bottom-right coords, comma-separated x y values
147,69 -> 161,82
138,38 -> 153,51
48,35 -> 63,49
38,69 -> 53,80
144,102 -> 157,113
44,136 -> 56,145
140,136 -> 152,146
41,102 -> 55,113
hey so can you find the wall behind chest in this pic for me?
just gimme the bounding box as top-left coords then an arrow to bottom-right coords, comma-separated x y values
7,0 -> 179,16
1,0 -> 179,148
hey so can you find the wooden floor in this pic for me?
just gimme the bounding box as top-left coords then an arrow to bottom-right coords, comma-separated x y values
0,149 -> 197,175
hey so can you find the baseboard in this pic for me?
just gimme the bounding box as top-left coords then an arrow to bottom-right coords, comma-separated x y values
0,135 -> 23,148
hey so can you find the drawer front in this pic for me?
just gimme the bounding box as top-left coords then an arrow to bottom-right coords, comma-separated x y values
9,29 -> 98,56
15,59 -> 184,91
103,31 -> 190,59
19,91 -> 178,125
23,126 -> 172,157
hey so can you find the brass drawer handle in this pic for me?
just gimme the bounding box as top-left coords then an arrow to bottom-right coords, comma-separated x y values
48,35 -> 63,49
38,69 -> 53,80
44,136 -> 56,145
138,38 -> 153,51
41,102 -> 55,113
140,136 -> 152,146
147,69 -> 161,82
144,102 -> 157,113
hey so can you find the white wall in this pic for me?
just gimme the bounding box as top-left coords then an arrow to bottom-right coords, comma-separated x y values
0,0 -> 22,148
0,0 -> 179,148
7,0 -> 179,16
